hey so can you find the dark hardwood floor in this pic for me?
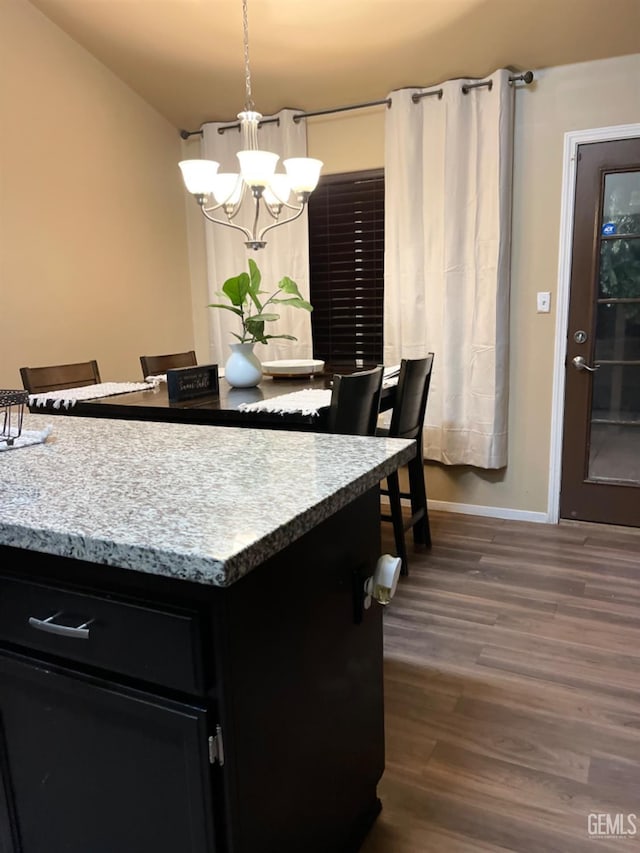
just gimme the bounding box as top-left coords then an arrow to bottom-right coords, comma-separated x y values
362,510 -> 640,852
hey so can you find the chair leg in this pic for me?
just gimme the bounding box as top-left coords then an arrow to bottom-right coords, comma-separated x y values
386,471 -> 409,576
407,455 -> 431,547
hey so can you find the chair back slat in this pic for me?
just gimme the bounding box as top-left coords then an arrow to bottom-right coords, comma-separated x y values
327,365 -> 384,436
140,351 -> 197,378
389,355 -> 434,441
20,360 -> 101,395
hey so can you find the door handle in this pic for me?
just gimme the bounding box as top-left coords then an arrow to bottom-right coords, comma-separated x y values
572,356 -> 600,373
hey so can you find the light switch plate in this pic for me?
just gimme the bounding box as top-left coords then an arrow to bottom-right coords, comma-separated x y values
537,291 -> 551,313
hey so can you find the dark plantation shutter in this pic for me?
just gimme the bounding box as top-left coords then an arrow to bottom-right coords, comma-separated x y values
308,170 -> 384,365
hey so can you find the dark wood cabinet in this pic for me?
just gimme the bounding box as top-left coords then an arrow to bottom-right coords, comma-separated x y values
0,489 -> 384,853
0,652 -> 215,853
0,727 -> 16,853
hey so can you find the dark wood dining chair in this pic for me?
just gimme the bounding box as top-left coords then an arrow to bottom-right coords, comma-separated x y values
327,365 -> 384,436
140,350 -> 197,378
20,360 -> 101,395
377,354 -> 434,576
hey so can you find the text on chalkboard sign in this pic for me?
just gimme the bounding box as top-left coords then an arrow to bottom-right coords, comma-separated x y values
167,364 -> 219,402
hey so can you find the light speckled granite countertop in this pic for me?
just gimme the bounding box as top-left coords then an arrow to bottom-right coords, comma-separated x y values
0,413 -> 414,587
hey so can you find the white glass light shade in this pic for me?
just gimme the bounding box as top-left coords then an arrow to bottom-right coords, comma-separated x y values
237,150 -> 279,188
283,158 -> 323,193
211,173 -> 243,206
263,174 -> 291,207
178,159 -> 220,195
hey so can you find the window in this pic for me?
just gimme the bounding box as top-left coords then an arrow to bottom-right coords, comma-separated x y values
308,170 -> 384,366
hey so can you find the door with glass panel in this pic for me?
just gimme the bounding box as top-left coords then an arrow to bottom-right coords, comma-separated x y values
560,136 -> 640,526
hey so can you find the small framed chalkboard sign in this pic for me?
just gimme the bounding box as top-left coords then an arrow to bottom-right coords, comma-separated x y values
167,364 -> 219,403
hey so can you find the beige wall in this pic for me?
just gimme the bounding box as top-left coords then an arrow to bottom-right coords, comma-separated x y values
306,53 -> 640,516
0,0 -> 193,387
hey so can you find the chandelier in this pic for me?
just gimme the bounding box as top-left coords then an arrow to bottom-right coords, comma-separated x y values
179,0 -> 323,251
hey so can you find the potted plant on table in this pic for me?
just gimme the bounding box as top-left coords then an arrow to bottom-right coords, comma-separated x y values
209,258 -> 313,388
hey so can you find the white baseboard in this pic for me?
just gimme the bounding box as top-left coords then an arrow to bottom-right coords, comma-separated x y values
426,499 -> 550,524
385,495 -> 551,524
389,494 -> 551,524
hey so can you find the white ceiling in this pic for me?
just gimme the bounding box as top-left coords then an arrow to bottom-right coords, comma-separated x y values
27,0 -> 640,130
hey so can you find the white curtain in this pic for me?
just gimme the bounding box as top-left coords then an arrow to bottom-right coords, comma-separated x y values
384,70 -> 514,469
202,109 -> 313,365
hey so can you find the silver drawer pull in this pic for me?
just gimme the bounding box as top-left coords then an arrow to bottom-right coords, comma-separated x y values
28,611 -> 94,640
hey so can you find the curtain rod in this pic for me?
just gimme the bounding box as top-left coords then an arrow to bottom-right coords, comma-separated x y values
179,70 -> 534,139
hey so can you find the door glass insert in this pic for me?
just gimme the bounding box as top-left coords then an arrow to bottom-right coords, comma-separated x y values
601,170 -> 640,236
589,169 -> 640,484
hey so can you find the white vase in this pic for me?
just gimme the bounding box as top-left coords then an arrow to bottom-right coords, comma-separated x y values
224,342 -> 263,388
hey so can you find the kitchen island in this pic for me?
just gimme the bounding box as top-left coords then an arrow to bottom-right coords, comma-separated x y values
0,413 -> 414,853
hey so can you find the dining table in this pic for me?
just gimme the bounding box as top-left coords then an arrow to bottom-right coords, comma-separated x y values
26,363 -> 398,432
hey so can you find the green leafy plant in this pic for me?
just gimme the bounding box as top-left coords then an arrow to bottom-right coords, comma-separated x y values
209,259 -> 313,345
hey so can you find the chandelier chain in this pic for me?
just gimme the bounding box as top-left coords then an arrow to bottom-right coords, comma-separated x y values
242,0 -> 254,111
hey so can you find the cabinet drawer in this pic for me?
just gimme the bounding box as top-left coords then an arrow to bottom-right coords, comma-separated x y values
0,576 -> 203,694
